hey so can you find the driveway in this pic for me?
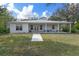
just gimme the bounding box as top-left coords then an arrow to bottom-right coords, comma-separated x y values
31,34 -> 43,41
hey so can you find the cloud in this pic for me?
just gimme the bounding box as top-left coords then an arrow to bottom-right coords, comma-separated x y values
27,5 -> 33,14
7,3 -> 14,12
17,5 -> 34,19
42,10 -> 48,17
8,3 -> 14,8
7,3 -> 20,14
0,2 -> 8,8
17,6 -> 28,19
6,3 -> 34,20
0,2 -> 7,6
6,3 -> 49,20
33,12 -> 39,17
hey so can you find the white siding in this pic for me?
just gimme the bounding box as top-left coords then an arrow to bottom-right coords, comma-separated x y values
10,23 -> 28,33
23,23 -> 28,33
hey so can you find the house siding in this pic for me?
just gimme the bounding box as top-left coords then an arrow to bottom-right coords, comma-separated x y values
10,23 -> 28,33
9,21 -> 72,33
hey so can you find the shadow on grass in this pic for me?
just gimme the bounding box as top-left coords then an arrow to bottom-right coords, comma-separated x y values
0,41 -> 79,56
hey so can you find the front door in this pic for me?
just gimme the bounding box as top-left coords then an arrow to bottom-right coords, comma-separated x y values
34,25 -> 39,32
29,24 -> 43,33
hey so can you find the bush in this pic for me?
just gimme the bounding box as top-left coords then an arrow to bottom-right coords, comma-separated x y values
74,22 -> 79,30
3,28 -> 9,33
62,27 -> 69,32
71,27 -> 76,33
62,25 -> 69,32
0,28 -> 9,34
71,22 -> 79,33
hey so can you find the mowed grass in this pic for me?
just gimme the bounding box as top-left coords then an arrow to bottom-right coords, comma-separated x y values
42,34 -> 79,55
0,34 -> 32,56
42,34 -> 79,46
0,34 -> 79,55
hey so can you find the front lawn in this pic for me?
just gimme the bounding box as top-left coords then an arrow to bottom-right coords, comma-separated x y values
0,34 -> 79,56
0,34 -> 32,55
42,34 -> 79,55
42,34 -> 79,46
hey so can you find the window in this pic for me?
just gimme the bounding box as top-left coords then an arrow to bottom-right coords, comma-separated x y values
52,25 -> 55,29
16,25 -> 22,31
30,25 -> 33,30
40,25 -> 42,30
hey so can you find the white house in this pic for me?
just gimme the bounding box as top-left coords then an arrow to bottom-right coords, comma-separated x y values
8,18 -> 72,33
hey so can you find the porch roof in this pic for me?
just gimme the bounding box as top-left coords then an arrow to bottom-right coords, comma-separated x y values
9,20 -> 73,24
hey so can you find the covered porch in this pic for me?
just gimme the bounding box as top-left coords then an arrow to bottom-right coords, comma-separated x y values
28,22 -> 72,33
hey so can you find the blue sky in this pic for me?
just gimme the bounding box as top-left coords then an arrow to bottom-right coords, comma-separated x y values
14,3 -> 64,16
4,3 -> 64,19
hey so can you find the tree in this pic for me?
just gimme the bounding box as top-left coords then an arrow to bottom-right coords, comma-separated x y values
0,6 -> 13,33
48,3 -> 79,23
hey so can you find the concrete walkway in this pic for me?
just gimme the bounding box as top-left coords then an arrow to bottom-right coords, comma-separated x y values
31,34 -> 43,41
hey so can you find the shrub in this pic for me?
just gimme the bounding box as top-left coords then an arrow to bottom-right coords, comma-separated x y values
71,27 -> 76,33
0,28 -> 9,34
62,27 -> 69,32
62,25 -> 69,32
70,22 -> 79,33
74,22 -> 79,30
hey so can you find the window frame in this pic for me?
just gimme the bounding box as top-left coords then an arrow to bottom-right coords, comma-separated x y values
16,25 -> 22,31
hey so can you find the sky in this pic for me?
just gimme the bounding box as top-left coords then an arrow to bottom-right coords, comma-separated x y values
1,3 -> 64,19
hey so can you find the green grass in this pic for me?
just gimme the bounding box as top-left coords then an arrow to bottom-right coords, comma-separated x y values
0,34 -> 79,56
42,34 -> 79,46
0,34 -> 32,55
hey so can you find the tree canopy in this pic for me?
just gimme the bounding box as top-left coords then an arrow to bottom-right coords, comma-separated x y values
0,6 -> 14,33
48,3 -> 79,23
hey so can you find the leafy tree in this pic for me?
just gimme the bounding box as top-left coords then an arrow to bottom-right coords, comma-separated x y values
48,3 -> 79,23
0,6 -> 13,33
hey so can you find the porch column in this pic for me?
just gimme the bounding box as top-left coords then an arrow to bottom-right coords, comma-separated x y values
45,23 -> 47,32
69,23 -> 71,33
57,23 -> 60,32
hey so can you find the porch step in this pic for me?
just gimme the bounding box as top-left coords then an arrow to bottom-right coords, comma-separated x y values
31,34 -> 43,41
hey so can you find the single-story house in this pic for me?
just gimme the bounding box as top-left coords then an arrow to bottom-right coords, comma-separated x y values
8,19 -> 72,33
